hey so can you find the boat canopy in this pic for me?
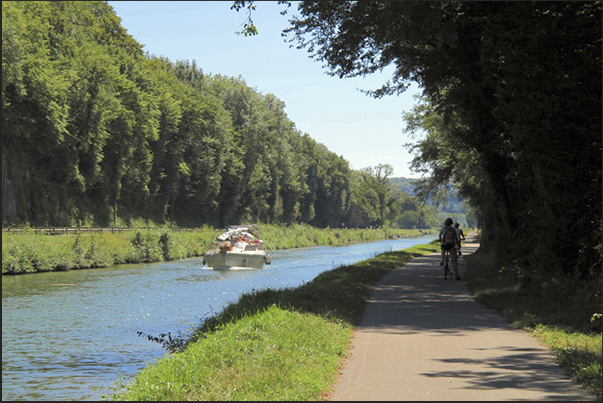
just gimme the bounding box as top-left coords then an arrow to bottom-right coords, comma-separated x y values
217,225 -> 260,241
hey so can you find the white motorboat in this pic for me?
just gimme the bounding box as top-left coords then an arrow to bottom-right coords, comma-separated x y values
202,225 -> 271,270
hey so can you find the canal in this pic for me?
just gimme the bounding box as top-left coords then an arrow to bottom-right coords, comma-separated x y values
2,234 -> 436,401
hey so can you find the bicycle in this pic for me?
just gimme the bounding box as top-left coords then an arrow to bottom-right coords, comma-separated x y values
443,247 -> 455,280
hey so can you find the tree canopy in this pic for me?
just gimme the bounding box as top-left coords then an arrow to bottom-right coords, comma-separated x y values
2,0 -> 442,231
279,1 -> 601,298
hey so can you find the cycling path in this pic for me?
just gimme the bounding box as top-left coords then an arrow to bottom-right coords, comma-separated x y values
330,234 -> 593,401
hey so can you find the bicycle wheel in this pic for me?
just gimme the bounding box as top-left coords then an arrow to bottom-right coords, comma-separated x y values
444,250 -> 449,280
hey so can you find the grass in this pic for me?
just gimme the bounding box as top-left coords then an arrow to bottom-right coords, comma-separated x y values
112,307 -> 351,401
12,226 -> 596,400
464,237 -> 602,400
110,234 -> 601,401
2,225 -> 436,274
109,241 -> 441,401
260,224 -> 432,250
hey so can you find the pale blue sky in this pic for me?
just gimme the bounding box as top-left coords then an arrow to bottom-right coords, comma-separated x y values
108,1 -> 424,178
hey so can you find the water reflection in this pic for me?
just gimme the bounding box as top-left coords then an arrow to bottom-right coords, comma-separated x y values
2,235 -> 435,401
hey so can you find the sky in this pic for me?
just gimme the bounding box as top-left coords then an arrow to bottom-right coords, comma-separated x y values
107,1 -> 425,178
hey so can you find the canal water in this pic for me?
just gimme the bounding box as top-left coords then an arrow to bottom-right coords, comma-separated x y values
2,235 -> 436,401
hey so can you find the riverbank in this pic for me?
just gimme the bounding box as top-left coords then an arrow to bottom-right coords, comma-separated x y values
2,225 -> 436,275
109,240 -> 443,400
109,235 -> 601,401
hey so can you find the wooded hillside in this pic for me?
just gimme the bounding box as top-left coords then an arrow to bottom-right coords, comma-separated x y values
2,1 -> 439,230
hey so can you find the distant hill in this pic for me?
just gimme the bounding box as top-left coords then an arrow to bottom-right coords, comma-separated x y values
389,177 -> 466,215
389,177 -> 419,196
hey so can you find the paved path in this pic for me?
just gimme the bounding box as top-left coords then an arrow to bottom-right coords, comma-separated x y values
330,235 -> 594,401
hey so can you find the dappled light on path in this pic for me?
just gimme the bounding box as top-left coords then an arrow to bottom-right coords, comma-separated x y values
331,239 -> 592,401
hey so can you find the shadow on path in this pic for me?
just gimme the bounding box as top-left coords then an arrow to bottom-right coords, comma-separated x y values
330,236 -> 594,401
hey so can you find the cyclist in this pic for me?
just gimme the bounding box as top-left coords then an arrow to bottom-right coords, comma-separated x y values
454,222 -> 466,256
439,217 -> 461,280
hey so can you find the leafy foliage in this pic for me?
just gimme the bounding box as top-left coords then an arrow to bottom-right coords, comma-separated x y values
284,0 -> 601,313
3,1 -> 430,231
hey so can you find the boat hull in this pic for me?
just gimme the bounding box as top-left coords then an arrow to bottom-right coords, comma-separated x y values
203,249 -> 270,270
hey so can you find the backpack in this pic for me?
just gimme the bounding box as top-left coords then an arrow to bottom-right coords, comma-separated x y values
442,226 -> 456,246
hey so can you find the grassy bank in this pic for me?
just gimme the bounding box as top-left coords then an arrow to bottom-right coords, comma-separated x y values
464,242 -> 602,400
1,227 -> 216,274
108,235 -> 601,401
109,240 -> 441,400
2,225 -> 434,275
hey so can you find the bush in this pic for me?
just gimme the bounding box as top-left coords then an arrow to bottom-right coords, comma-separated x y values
128,230 -> 164,263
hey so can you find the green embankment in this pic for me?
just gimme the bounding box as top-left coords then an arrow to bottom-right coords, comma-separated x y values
109,240 -> 441,401
108,236 -> 601,401
6,228 -> 597,400
2,225 -> 434,274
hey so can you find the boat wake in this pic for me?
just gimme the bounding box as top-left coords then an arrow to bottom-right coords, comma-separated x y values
211,266 -> 258,271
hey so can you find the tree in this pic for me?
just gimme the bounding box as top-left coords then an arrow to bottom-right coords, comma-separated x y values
2,1 -> 147,225
230,1 -> 292,36
5,0 -> 426,232
343,164 -> 396,228
271,1 -> 601,297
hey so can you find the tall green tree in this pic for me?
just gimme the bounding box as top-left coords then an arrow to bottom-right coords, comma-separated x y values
4,0 -> 502,241
278,1 -> 601,296
3,1 -> 146,225
345,164 -> 394,228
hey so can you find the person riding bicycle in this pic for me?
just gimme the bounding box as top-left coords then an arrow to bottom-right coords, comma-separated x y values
439,217 -> 461,280
454,222 -> 466,256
